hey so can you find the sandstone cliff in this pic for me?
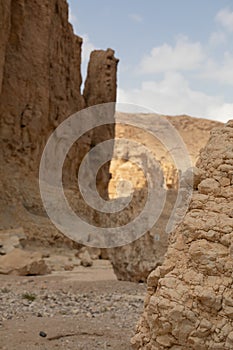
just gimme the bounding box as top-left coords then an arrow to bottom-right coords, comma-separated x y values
83,49 -> 118,198
132,120 -> 233,349
0,0 -> 118,244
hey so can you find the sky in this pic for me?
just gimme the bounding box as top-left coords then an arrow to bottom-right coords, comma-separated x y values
68,0 -> 233,123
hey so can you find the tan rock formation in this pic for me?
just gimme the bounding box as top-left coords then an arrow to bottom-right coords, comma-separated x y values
1,0 -> 82,170
132,120 -> 233,349
109,114 -> 222,195
83,49 -> 119,199
107,190 -> 177,282
83,49 -> 118,106
0,0 -> 118,189
0,248 -> 50,276
0,0 -> 118,244
107,114 -> 221,282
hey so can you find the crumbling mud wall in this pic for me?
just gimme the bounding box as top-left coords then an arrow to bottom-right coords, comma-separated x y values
132,120 -> 233,350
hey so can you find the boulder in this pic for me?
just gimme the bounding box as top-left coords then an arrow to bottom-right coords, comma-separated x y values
0,248 -> 51,276
76,248 -> 93,267
0,228 -> 26,255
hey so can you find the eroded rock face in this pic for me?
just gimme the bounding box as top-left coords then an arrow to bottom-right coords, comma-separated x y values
83,49 -> 119,199
109,114 -> 222,194
107,114 -> 220,282
0,0 -> 118,189
132,120 -> 233,350
107,190 -> 177,282
83,48 -> 118,106
0,0 -> 118,244
1,0 -> 82,169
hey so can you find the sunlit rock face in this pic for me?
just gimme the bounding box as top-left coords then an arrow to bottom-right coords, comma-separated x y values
132,120 -> 233,350
109,114 -> 222,195
107,114 -> 221,282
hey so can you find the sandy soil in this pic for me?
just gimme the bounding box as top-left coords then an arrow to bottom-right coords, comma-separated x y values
0,260 -> 146,350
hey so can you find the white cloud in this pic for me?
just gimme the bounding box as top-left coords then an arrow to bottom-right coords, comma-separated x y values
117,72 -> 232,123
129,13 -> 143,23
139,36 -> 205,74
67,3 -> 233,124
208,103 -> 233,120
201,52 -> 233,85
208,31 -> 227,47
216,8 -> 233,32
81,34 -> 97,62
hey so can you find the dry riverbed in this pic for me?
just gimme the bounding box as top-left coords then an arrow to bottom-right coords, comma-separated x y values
0,260 -> 146,350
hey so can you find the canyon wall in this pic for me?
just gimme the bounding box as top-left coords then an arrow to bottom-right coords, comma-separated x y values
132,120 -> 233,349
0,0 -> 118,243
0,0 -> 118,191
83,49 -> 118,198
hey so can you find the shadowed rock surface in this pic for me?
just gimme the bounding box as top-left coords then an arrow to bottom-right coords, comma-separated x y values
0,0 -> 118,244
107,190 -> 177,282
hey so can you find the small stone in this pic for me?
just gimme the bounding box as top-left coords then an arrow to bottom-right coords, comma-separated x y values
64,264 -> 74,271
79,250 -> 93,267
42,252 -> 50,258
39,331 -> 47,338
0,248 -> 6,256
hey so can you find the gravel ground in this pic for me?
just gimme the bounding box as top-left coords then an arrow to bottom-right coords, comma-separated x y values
0,261 -> 146,350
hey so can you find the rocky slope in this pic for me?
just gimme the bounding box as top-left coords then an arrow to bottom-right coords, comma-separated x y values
0,0 -> 118,244
132,120 -> 233,349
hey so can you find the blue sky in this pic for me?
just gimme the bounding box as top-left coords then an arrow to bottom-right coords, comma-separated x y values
68,1 -> 233,122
